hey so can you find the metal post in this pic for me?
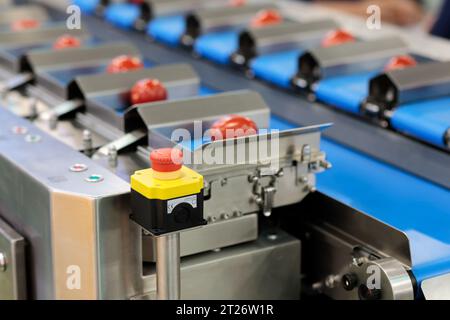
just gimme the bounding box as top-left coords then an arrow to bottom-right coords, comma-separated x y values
155,233 -> 180,300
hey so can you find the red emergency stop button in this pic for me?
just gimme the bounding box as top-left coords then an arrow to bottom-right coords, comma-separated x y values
53,35 -> 82,50
384,55 -> 417,71
321,29 -> 355,48
150,148 -> 183,173
107,55 -> 144,73
210,114 -> 258,141
11,19 -> 40,31
130,78 -> 168,105
250,9 -> 283,28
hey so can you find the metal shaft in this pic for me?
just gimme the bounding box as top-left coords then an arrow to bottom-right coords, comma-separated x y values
156,233 -> 180,300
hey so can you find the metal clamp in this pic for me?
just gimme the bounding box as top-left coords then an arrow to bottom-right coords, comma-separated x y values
302,144 -> 332,173
249,168 -> 284,217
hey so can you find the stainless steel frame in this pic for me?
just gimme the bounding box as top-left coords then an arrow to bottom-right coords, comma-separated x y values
0,217 -> 26,299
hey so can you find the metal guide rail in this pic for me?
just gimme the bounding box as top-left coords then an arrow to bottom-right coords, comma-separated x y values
101,0 -> 233,31
48,1 -> 450,190
181,3 -> 278,46
36,63 -> 200,151
229,19 -> 339,67
0,25 -> 89,72
293,37 -> 409,89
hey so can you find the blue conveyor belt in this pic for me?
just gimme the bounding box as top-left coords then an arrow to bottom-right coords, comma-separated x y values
271,115 -> 450,287
73,0 -> 99,14
194,31 -> 239,65
314,72 -> 377,114
250,50 -> 300,89
104,3 -> 140,30
147,15 -> 186,46
249,49 -> 376,112
390,97 -> 450,148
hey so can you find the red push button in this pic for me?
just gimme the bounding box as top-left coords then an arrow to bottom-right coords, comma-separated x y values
11,19 -> 40,31
250,9 -> 283,28
107,55 -> 144,74
210,114 -> 258,141
53,35 -> 82,50
321,29 -> 355,48
150,148 -> 183,173
384,55 -> 417,71
130,78 -> 168,105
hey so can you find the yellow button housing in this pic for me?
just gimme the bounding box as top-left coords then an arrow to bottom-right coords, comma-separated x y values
131,166 -> 204,200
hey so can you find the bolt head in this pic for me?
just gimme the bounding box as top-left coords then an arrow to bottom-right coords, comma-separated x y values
69,163 -> 88,172
85,174 -> 104,183
12,126 -> 28,135
342,273 -> 358,291
25,134 -> 41,143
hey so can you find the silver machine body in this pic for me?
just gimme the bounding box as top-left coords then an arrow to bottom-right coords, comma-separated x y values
0,0 -> 449,300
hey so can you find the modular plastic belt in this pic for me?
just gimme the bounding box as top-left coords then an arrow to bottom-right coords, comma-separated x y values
391,97 -> 450,148
148,14 -> 186,46
250,49 -> 300,87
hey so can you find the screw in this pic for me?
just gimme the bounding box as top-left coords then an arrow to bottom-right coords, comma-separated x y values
85,174 -> 104,183
352,257 -> 368,266
49,112 -> 58,130
25,134 -> 41,143
320,160 -> 332,170
107,145 -> 118,168
299,176 -> 308,184
12,125 -> 28,135
380,120 -> 389,128
69,163 -> 88,172
28,98 -> 38,120
221,212 -> 229,220
267,233 -> 278,241
207,216 -> 217,223
0,252 -> 6,272
233,210 -> 242,217
83,130 -> 93,157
